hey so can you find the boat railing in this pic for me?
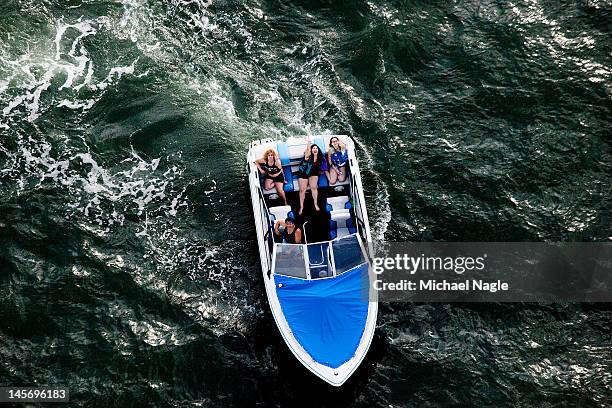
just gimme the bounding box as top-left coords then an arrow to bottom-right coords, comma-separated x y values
347,158 -> 370,244
255,173 -> 274,270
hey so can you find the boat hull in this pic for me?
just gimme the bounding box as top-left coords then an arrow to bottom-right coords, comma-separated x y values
247,136 -> 377,386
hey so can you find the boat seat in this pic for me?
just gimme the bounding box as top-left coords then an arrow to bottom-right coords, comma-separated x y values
277,141 -> 291,166
261,175 -> 292,196
277,142 -> 294,192
326,196 -> 352,213
269,205 -> 294,224
266,138 -> 341,195
324,172 -> 350,191
329,209 -> 357,239
313,136 -> 326,154
285,136 -> 326,160
263,170 -> 331,197
282,167 -> 294,191
318,173 -> 329,188
287,144 -> 305,161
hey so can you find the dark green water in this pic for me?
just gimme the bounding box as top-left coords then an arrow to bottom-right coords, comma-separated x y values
0,0 -> 610,406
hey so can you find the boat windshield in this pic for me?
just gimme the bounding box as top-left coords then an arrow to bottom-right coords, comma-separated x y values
274,244 -> 308,278
273,233 -> 367,279
332,234 -> 366,275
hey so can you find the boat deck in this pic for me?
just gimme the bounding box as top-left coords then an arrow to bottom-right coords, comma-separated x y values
263,181 -> 352,243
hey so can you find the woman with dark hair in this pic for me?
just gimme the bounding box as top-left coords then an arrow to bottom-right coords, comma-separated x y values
326,136 -> 348,185
297,137 -> 323,215
273,217 -> 302,244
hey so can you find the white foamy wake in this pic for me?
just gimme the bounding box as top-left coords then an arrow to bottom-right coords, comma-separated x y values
0,132 -> 186,231
0,16 -> 140,126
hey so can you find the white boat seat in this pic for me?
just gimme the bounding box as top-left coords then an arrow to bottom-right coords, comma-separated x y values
326,196 -> 351,212
260,167 -> 294,195
269,205 -> 294,224
329,209 -> 357,239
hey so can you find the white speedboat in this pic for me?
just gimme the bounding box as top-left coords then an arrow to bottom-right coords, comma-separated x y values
247,135 -> 377,386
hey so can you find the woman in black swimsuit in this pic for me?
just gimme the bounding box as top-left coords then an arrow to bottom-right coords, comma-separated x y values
255,148 -> 288,205
273,217 -> 302,244
297,138 -> 323,215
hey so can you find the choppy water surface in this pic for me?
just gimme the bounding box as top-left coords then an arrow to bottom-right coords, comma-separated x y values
0,0 -> 610,406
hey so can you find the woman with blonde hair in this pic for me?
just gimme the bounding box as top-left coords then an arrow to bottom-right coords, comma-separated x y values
326,136 -> 348,185
255,148 -> 288,205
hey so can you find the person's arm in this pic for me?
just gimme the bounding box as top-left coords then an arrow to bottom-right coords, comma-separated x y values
274,220 -> 283,236
304,137 -> 311,160
254,159 -> 265,174
294,228 -> 303,244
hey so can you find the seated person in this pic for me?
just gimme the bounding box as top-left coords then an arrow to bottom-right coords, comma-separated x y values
254,148 -> 288,205
326,137 -> 348,185
274,217 -> 302,244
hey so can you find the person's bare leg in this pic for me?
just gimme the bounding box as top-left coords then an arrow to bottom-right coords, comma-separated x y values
309,176 -> 319,211
337,166 -> 347,182
264,178 -> 274,190
298,178 -> 308,215
328,169 -> 338,185
275,182 -> 288,205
